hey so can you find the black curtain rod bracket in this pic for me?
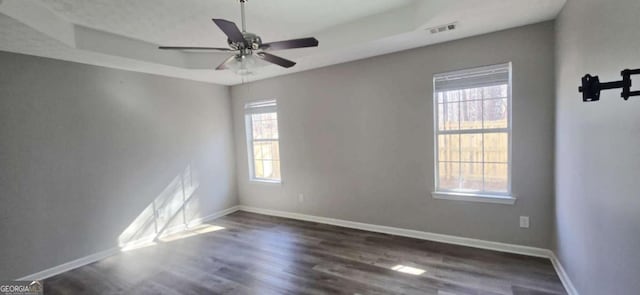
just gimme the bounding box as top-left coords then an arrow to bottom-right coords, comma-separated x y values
579,69 -> 640,102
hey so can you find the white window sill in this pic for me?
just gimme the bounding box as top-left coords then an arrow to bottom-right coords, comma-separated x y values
432,191 -> 516,205
250,179 -> 282,185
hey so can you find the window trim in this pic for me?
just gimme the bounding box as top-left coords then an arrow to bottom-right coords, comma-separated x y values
244,99 -> 282,184
431,191 -> 516,205
432,62 -> 514,204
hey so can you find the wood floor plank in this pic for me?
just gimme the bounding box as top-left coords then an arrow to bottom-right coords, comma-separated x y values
44,211 -> 567,295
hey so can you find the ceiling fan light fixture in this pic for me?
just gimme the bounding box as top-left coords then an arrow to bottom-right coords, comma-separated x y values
228,54 -> 259,75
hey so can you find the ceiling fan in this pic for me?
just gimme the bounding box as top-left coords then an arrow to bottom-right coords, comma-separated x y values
158,0 -> 319,74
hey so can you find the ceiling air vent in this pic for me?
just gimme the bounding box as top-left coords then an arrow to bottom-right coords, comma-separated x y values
428,22 -> 457,34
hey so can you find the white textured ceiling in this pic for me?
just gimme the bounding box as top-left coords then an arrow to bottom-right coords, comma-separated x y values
0,0 -> 567,85
40,0 -> 415,46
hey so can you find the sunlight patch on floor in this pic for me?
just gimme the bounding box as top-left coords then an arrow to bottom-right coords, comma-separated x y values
158,224 -> 225,242
391,264 -> 425,275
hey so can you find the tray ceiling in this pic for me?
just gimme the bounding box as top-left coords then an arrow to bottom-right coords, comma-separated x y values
0,0 -> 566,85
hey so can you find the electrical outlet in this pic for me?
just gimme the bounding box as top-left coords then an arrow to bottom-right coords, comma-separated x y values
298,193 -> 305,203
520,216 -> 530,228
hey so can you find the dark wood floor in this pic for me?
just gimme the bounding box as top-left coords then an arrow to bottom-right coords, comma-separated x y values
45,211 -> 567,295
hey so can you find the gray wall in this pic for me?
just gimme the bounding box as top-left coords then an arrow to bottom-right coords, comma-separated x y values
0,51 -> 237,279
554,0 -> 640,294
231,22 -> 556,248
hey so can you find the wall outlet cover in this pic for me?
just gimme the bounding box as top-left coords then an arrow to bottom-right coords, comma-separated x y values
519,216 -> 530,228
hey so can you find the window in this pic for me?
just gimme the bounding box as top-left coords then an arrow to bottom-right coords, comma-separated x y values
245,100 -> 281,183
433,63 -> 513,202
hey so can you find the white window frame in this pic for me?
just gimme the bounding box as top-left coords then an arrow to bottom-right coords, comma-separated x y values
244,99 -> 282,184
431,63 -> 515,205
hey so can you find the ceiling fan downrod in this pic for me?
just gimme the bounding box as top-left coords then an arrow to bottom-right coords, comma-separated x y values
240,0 -> 247,33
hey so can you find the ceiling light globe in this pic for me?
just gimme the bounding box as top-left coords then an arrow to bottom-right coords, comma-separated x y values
228,54 -> 260,75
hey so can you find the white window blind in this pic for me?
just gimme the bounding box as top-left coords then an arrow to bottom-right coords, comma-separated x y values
245,100 -> 277,114
434,63 -> 510,93
433,63 -> 512,197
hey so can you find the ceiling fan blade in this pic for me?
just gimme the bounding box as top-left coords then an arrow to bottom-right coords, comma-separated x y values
158,46 -> 233,52
260,37 -> 318,51
212,19 -> 246,44
256,52 -> 296,68
215,55 -> 238,70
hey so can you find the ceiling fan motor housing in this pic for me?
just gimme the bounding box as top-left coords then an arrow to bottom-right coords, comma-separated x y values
229,32 -> 262,54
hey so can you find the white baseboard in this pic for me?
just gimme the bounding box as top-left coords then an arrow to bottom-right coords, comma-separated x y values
188,205 -> 241,228
238,205 -> 579,295
238,206 -> 550,257
16,247 -> 121,281
549,252 -> 580,295
16,205 -> 241,281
